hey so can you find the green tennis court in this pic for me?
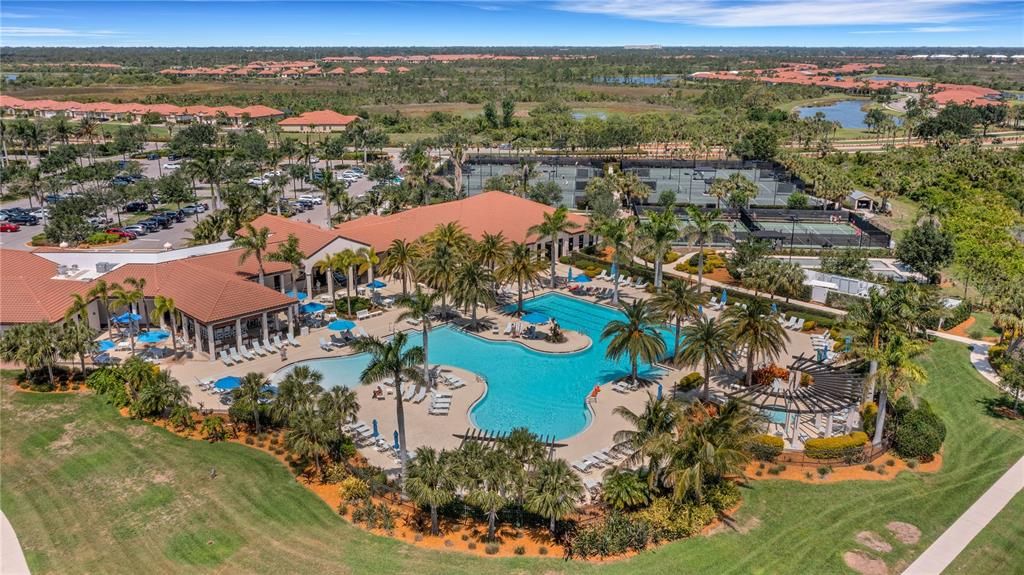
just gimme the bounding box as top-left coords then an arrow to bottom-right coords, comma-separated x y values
755,221 -> 858,236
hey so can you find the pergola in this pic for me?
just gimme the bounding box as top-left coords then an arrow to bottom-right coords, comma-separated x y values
726,354 -> 864,444
453,428 -> 565,459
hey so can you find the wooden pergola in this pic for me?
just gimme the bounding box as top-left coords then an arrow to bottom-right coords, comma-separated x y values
453,428 -> 566,459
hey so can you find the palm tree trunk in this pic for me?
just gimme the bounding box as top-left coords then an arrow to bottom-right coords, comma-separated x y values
746,350 -> 754,387
487,510 -> 497,540
517,279 -> 524,314
674,319 -> 682,362
631,358 -> 638,385
703,363 -> 711,401
550,515 -> 556,534
696,240 -> 706,292
170,315 -> 178,355
431,505 -> 439,536
395,378 -> 409,490
872,387 -> 888,446
422,327 -> 430,392
612,272 -> 620,305
549,238 -> 557,288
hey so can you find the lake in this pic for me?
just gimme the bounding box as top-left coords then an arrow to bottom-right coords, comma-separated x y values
796,100 -> 901,129
592,75 -> 680,85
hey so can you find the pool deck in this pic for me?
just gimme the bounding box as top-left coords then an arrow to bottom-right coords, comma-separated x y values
131,262 -> 824,479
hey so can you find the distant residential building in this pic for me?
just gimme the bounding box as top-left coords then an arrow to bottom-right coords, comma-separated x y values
277,110 -> 360,133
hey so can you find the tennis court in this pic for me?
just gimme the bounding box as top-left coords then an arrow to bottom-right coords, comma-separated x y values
755,220 -> 859,236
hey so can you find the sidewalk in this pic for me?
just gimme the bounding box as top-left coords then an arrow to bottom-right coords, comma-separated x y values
1,511 -> 31,575
902,455 -> 1024,575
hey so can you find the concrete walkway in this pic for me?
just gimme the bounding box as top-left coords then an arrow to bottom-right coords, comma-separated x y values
902,455 -> 1024,575
1,511 -> 31,575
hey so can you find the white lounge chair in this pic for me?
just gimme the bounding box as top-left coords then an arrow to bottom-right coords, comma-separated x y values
320,337 -> 333,351
403,386 -> 416,401
619,276 -> 633,287
219,350 -> 235,366
251,341 -> 267,356
792,318 -> 806,331
633,279 -> 649,289
591,452 -> 613,465
287,333 -> 300,347
229,347 -> 244,363
356,309 -> 370,320
428,408 -> 449,416
412,389 -> 427,404
782,316 -> 797,329
355,327 -> 370,338
263,338 -> 278,352
239,345 -> 255,360
433,391 -> 453,399
406,317 -> 422,326
503,322 -> 512,335
571,460 -> 590,473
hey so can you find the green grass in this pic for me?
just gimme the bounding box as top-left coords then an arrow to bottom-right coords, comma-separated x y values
944,490 -> 1024,574
967,311 -> 1002,340
1,339 -> 1022,574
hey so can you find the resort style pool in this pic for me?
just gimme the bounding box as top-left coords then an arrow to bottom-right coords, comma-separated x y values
275,293 -> 675,439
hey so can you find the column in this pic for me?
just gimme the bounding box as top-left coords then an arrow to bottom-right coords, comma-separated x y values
790,411 -> 800,444
262,312 -> 270,343
826,412 -> 834,437
306,273 -> 313,299
287,305 -> 296,337
207,324 -> 216,362
326,268 -> 334,300
846,405 -> 857,434
235,318 -> 243,351
193,318 -> 201,354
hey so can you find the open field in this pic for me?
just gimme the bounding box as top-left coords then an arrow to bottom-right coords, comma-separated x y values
1,339 -> 1021,574
966,311 -> 1003,341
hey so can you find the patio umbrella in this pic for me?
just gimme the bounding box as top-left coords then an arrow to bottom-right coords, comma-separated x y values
657,383 -> 663,400
698,304 -> 704,316
114,312 -> 141,324
521,311 -> 550,324
771,302 -> 778,314
844,336 -> 853,353
97,339 -> 115,352
573,274 -> 591,283
213,376 -> 241,391
720,289 -> 728,305
368,280 -> 387,289
393,430 -> 400,451
610,263 -> 618,278
285,290 -> 308,301
371,419 -> 379,438
299,302 -> 326,314
327,319 -> 356,331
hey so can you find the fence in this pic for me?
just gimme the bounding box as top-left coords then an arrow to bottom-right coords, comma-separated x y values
775,442 -> 890,468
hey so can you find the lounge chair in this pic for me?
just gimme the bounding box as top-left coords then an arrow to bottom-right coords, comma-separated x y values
229,347 -> 244,363
251,341 -> 267,356
263,338 -> 278,352
412,389 -> 427,404
239,345 -> 255,360
356,309 -> 371,320
492,323 -> 499,335
428,407 -> 449,416
591,452 -> 613,465
633,279 -> 649,289
406,317 -> 422,326
619,277 -> 633,288
287,333 -> 300,347
403,386 -> 416,401
220,350 -> 235,366
792,318 -> 806,331
355,327 -> 370,338
503,322 -> 512,335
571,460 -> 590,473
320,337 -> 333,351
782,316 -> 797,329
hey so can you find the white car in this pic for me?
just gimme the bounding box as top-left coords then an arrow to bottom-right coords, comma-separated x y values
247,177 -> 269,186
298,194 -> 323,205
163,162 -> 181,171
308,156 -> 319,165
263,170 -> 283,179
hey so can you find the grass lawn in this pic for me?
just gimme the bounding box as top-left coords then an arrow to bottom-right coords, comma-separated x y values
967,311 -> 1002,341
1,339 -> 1022,574
944,490 -> 1024,574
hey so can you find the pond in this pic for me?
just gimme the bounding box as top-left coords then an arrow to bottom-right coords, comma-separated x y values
796,100 -> 901,129
863,75 -> 925,83
592,75 -> 680,85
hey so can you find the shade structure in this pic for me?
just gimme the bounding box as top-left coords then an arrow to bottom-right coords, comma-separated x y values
521,311 -> 550,324
285,290 -> 308,301
720,289 -> 728,305
328,319 -> 356,331
371,419 -> 379,437
393,430 -> 400,451
114,312 -> 141,323
214,376 -> 241,391
573,274 -> 591,283
299,302 -> 326,314
368,280 -> 387,289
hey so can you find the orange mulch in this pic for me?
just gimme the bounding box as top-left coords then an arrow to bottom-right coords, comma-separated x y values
703,267 -> 738,284
745,451 -> 942,484
943,316 -> 976,338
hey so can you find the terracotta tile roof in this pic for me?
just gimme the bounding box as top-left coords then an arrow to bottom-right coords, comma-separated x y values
327,67 -> 346,75
246,214 -> 350,256
0,250 -> 92,324
2,96 -> 282,119
278,110 -> 360,126
350,67 -> 369,74
333,191 -> 589,251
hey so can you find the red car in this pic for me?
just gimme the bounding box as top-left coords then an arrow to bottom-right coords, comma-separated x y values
105,228 -> 137,240
0,222 -> 20,232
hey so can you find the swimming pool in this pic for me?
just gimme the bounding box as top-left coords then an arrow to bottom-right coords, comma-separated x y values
137,329 -> 170,344
275,293 -> 675,439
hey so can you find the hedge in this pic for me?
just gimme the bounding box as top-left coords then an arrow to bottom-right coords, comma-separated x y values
633,498 -> 716,540
893,407 -> 946,461
804,432 -> 868,461
676,372 -> 704,392
749,434 -> 784,462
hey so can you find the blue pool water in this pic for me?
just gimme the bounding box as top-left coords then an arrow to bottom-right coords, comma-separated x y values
276,293 -> 676,439
137,329 -> 170,344
97,339 -> 115,351
763,409 -> 787,424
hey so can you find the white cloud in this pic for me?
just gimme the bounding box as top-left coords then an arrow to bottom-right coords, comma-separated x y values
0,12 -> 37,19
911,25 -> 978,32
554,0 -> 990,27
1,26 -> 120,38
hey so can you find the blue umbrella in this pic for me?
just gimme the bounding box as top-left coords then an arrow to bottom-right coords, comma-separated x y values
328,319 -> 356,331
657,383 -> 663,400
521,311 -> 550,324
610,263 -> 618,277
97,339 -> 115,352
299,302 -> 326,314
698,304 -> 704,315
114,312 -> 141,324
844,335 -> 853,353
771,302 -> 778,314
214,376 -> 241,391
371,419 -> 379,438
816,348 -> 827,362
285,290 -> 308,301
393,430 -> 400,451
368,280 -> 387,289
720,289 -> 728,305
573,274 -> 591,283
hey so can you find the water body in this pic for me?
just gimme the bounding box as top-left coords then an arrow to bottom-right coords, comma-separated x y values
796,100 -> 903,129
592,75 -> 680,85
863,75 -> 925,83
571,111 -> 607,121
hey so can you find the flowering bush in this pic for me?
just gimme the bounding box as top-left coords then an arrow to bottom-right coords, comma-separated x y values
337,476 -> 370,502
752,364 -> 790,386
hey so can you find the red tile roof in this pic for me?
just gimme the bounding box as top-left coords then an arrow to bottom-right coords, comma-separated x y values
333,191 -> 589,251
0,250 -> 92,324
278,110 -> 360,127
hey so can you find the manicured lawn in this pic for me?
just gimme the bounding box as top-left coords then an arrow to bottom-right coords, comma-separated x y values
1,339 -> 1021,574
945,490 -> 1024,574
967,311 -> 1002,340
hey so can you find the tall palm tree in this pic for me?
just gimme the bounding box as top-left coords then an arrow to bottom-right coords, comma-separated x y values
356,246 -> 380,285
848,288 -> 899,399
611,394 -> 679,487
640,209 -> 678,290
497,241 -> 545,315
380,238 -> 418,296
396,289 -> 439,389
319,386 -> 360,441
122,276 -> 148,332
312,169 -> 341,224
286,406 -> 335,479
233,372 -> 273,434
64,293 -> 90,324
273,365 -> 324,423
58,319 -> 97,374
601,300 -> 667,385
150,295 -> 179,355
267,233 -> 307,293
651,280 -> 704,359
475,231 -> 510,295
417,243 -> 458,318
526,458 -> 584,534
528,206 -> 579,288
724,300 -> 789,387
453,262 -> 495,330
677,316 -> 735,400
352,332 -> 425,487
232,223 -> 272,284
868,335 -> 926,446
680,206 -> 732,293
405,446 -> 456,536
462,446 -> 515,541
111,284 -> 143,354
594,215 -> 634,305
314,252 -> 343,312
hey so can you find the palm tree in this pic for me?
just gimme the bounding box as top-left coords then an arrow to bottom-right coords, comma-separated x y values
233,372 -> 273,434
0,323 -> 62,388
187,213 -> 228,246
122,276 -> 148,332
475,231 -> 510,295
462,446 -> 515,541
525,458 -> 583,534
267,233 -> 307,294
848,288 -> 899,399
396,289 -> 439,389
273,365 -> 324,423
868,335 -> 926,446
453,262 -> 495,330
528,206 -> 579,288
680,206 -> 732,293
314,252 -> 343,312
405,447 -> 456,536
232,223 -> 271,285
602,300 -> 666,385
417,243 -> 458,318
651,280 -> 704,359
594,215 -> 633,305
352,332 -> 425,487
640,209 -> 678,290
150,295 -> 179,355
286,406 -> 335,479
59,320 -> 97,374
723,300 -> 789,387
611,394 -> 679,487
497,241 -> 545,315
319,386 -> 360,441
677,316 -> 735,400
356,246 -> 380,285
380,238 -> 418,296
312,169 -> 341,224
600,468 -> 650,511
64,293 -> 90,324
111,284 -> 143,354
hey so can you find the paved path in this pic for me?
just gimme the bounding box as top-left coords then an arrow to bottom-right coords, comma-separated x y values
902,455 -> 1024,575
1,511 -> 31,575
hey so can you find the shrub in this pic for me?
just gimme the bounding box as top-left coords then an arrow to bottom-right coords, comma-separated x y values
244,436 -> 255,445
749,434 -> 784,462
538,546 -> 548,555
752,364 -> 790,386
324,462 -> 350,484
676,372 -> 704,392
86,232 -> 122,245
802,321 -> 816,332
907,459 -> 918,469
864,464 -> 876,472
569,513 -> 653,559
861,402 -> 878,438
444,540 -> 454,547
705,482 -> 741,512
817,466 -> 831,477
893,407 -> 946,460
337,502 -> 349,517
804,432 -> 868,462
663,251 -> 681,264
352,498 -> 377,527
460,534 -> 469,541
85,367 -> 129,407
467,542 -> 477,550
485,543 -> 500,555
513,545 -> 525,555
337,476 -> 370,502
634,498 -> 715,540
378,504 -> 395,534
799,372 -> 814,387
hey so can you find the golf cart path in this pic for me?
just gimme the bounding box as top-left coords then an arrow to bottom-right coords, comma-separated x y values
1,511 -> 31,575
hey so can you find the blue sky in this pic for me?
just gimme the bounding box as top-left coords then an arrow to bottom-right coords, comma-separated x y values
1,1 -> 1022,47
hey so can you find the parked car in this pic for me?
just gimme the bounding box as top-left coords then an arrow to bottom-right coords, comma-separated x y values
105,228 -> 137,240
124,201 -> 148,213
298,194 -> 323,205
0,222 -> 20,232
29,208 -> 48,219
0,213 -> 7,221
6,213 -> 38,225
163,210 -> 186,223
162,162 -> 181,171
111,176 -> 133,186
296,199 -> 314,210
87,215 -> 112,227
247,177 -> 269,187
308,156 -> 319,164
181,203 -> 208,214
263,170 -> 283,178
151,215 -> 173,228
147,153 -> 159,160
137,219 -> 160,232
123,225 -> 148,236
45,194 -> 64,203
